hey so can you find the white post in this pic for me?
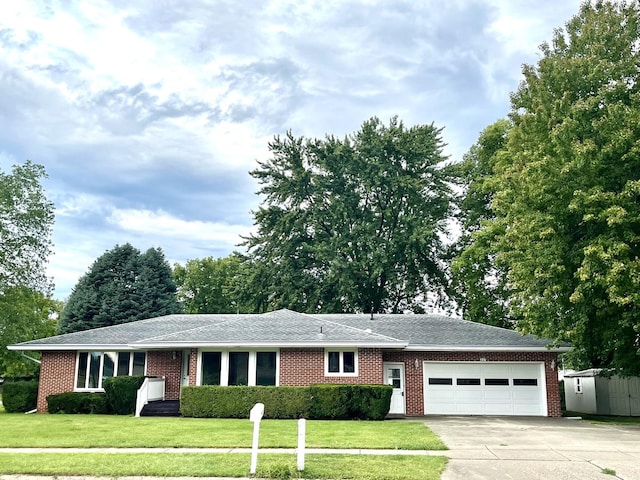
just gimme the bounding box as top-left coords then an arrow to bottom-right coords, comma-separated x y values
297,418 -> 306,471
249,403 -> 265,475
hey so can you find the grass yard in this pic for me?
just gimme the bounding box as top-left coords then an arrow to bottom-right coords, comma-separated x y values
0,413 -> 446,450
0,453 -> 447,479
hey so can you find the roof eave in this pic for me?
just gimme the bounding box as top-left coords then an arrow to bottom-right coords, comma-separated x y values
134,341 -> 408,349
7,344 -> 133,351
404,345 -> 572,352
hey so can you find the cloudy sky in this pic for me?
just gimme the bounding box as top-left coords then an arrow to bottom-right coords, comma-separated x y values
1,0 -> 583,300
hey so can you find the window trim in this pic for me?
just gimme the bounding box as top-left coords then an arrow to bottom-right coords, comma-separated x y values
324,349 -> 358,377
197,349 -> 280,387
74,351 -> 147,391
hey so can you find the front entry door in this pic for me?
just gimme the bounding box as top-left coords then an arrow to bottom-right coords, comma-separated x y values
384,362 -> 406,414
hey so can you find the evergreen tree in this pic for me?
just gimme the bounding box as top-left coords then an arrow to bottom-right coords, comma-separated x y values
58,244 -> 182,334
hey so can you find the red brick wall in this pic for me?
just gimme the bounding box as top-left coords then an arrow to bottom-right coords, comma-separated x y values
146,351 -> 182,400
37,351 -> 76,412
383,351 -> 561,417
279,348 -> 383,385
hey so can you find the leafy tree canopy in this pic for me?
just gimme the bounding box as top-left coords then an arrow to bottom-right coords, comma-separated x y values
0,161 -> 54,293
58,243 -> 182,334
450,119 -> 513,328
0,161 -> 56,377
174,253 -> 250,313
0,287 -> 61,377
244,116 -> 456,313
457,1 -> 640,374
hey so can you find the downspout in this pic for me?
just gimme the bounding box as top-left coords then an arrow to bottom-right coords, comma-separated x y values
19,352 -> 41,414
20,352 -> 41,364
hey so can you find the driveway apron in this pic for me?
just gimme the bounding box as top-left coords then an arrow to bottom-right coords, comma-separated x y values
423,416 -> 640,480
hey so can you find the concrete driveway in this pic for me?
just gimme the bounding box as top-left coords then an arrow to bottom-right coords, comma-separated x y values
424,416 -> 640,480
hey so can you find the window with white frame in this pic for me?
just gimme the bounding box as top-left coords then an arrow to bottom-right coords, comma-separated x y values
575,378 -> 583,394
324,349 -> 358,376
75,351 -> 146,390
199,350 -> 278,386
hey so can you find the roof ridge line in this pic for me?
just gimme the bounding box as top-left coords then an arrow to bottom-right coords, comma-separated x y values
304,313 -> 405,342
132,314 -> 243,343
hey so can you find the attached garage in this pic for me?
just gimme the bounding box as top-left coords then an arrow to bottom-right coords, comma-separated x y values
424,361 -> 547,416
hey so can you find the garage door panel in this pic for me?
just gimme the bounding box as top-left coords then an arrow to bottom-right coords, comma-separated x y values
424,362 -> 545,416
484,389 -> 512,402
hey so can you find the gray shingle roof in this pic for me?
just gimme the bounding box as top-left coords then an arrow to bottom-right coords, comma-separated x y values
8,309 -> 569,352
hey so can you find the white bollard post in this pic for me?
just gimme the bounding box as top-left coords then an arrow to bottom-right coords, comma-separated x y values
249,403 -> 265,475
297,418 -> 306,471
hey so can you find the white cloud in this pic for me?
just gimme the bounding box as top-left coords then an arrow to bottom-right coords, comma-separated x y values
107,208 -> 253,244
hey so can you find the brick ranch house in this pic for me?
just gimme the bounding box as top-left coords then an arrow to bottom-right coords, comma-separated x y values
9,309 -> 570,416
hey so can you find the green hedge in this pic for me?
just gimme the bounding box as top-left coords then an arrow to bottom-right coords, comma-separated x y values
309,384 -> 392,420
180,384 -> 392,420
47,392 -> 110,414
181,386 -> 311,418
103,376 -> 145,415
2,380 -> 38,413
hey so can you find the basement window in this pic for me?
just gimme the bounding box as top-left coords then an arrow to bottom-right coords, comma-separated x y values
324,350 -> 358,376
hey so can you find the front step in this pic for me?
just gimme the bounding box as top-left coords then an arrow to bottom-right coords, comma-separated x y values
140,400 -> 181,417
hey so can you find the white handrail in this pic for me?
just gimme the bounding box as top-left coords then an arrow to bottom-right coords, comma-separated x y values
135,376 -> 166,417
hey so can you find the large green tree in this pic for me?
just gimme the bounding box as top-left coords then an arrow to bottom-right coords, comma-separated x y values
0,161 -> 55,377
0,161 -> 54,292
461,1 -> 640,373
174,253 -> 249,313
245,116 -> 455,313
0,287 -> 61,377
450,120 -> 513,328
58,244 -> 182,334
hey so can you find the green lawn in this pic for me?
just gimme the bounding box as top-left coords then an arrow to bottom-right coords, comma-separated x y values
0,411 -> 448,478
0,453 -> 447,479
0,413 -> 446,450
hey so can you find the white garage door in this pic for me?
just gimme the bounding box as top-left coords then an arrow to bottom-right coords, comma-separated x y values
424,362 -> 546,416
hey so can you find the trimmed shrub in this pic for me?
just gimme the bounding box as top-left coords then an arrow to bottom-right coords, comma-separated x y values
47,392 -> 110,414
350,385 -> 393,420
180,386 -> 311,419
180,384 -> 391,420
2,380 -> 38,413
309,384 -> 392,420
103,376 -> 145,415
308,384 -> 351,419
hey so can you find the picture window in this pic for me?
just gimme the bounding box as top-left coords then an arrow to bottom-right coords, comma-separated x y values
75,351 -> 147,390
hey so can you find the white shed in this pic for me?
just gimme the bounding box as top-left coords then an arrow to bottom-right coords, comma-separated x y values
564,369 -> 640,416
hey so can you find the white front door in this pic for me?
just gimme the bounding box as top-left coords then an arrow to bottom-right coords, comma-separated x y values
384,362 -> 406,414
181,350 -> 190,387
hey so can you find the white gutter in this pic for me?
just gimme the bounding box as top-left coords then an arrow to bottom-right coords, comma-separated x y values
133,341 -> 409,349
404,345 -> 572,352
8,344 -> 136,351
